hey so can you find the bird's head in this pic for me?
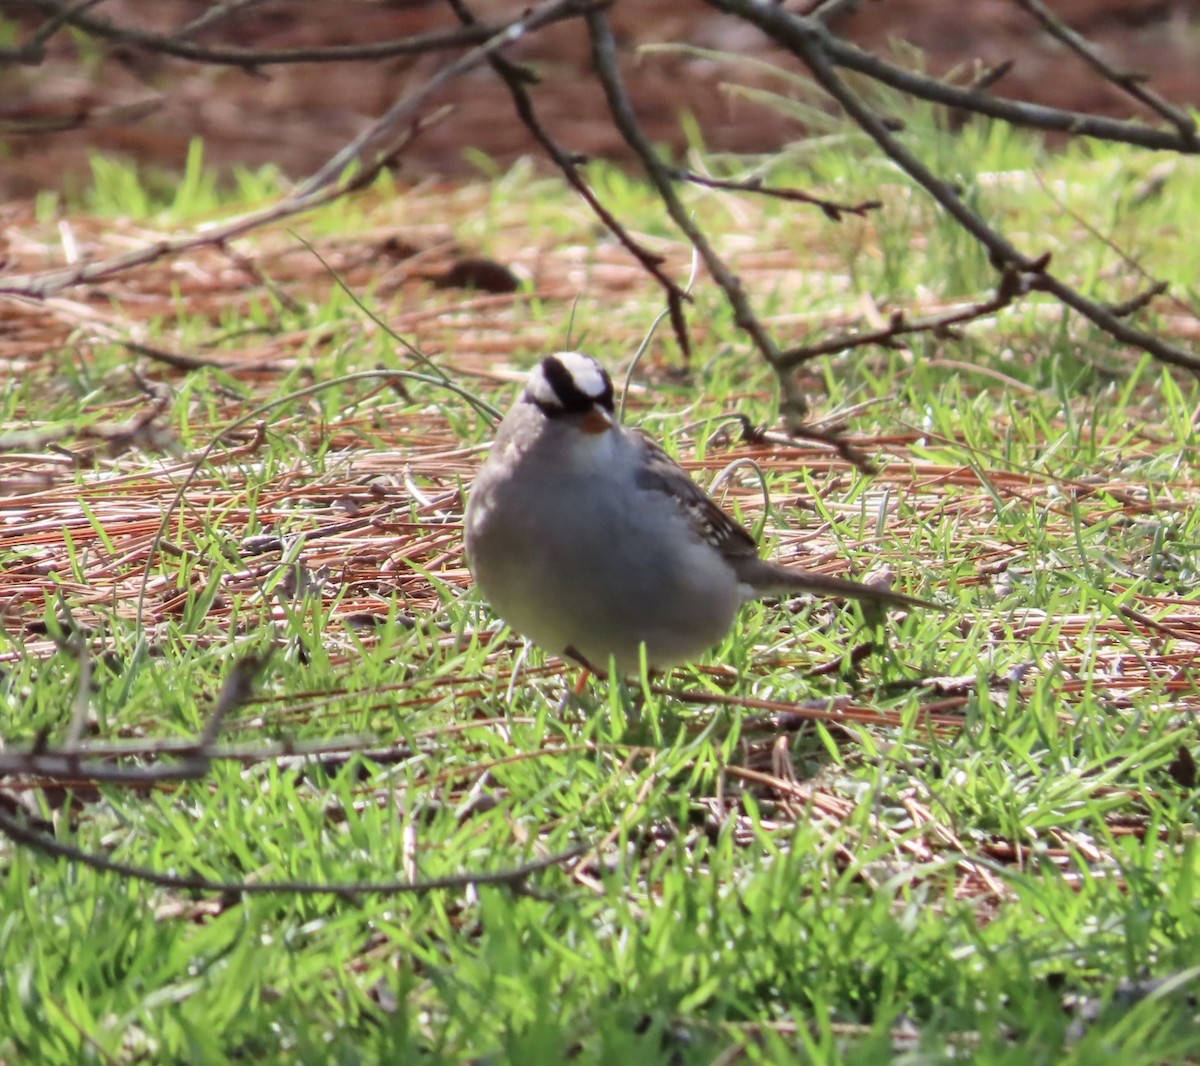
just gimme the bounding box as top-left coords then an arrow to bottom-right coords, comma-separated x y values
523,351 -> 615,435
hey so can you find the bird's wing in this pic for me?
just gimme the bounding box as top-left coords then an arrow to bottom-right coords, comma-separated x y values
628,430 -> 945,612
629,429 -> 760,561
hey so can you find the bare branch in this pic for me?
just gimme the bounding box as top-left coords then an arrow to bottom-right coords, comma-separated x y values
707,0 -> 1200,373
1,649 -> 571,904
0,652 -> 268,783
586,7 -> 901,463
1012,0 -> 1196,139
778,268 -> 1031,368
0,105 -> 447,299
802,0 -> 860,21
174,0 -> 273,40
0,96 -> 162,135
706,0 -> 1200,154
300,0 -> 601,195
0,0 -> 519,69
670,167 -> 881,222
965,60 -> 1015,96
2,0 -> 105,65
0,647 -> 583,898
0,388 -> 174,454
0,804 -> 585,897
443,0 -> 691,352
585,11 -> 771,372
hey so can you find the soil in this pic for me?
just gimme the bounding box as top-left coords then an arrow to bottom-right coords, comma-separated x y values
1,0 -> 1199,198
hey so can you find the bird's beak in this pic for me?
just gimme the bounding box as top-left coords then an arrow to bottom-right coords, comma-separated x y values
580,407 -> 613,435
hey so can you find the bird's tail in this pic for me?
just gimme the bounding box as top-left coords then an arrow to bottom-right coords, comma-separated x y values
735,559 -> 944,612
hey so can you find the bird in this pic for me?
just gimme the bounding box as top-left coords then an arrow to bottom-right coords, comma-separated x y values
464,351 -> 939,678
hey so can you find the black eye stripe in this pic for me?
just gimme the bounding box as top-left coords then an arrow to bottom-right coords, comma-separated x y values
529,355 -> 615,417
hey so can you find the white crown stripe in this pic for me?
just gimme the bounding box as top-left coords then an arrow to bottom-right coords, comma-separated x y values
551,351 -> 610,401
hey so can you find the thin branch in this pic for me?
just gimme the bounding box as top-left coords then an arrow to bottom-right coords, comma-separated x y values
713,1 -> 1200,374
585,12 -> 773,373
0,105 -> 447,299
778,267 -> 1030,368
0,652 -> 269,783
0,735 -> 406,776
965,60 -> 1015,96
0,804 -> 586,897
174,0 -> 273,40
1012,0 -> 1196,139
705,0 -> 1200,154
588,6 -> 883,463
0,0 -> 518,68
669,166 -> 880,221
0,644 -> 585,896
299,0 -> 595,196
0,388 -> 174,453
0,96 -> 162,136
443,0 -> 690,351
2,0 -> 105,65
198,653 -> 271,746
1117,602 -> 1200,649
802,0 -> 860,21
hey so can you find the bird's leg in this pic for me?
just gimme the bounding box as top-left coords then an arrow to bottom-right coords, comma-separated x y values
573,669 -> 592,697
552,645 -> 600,714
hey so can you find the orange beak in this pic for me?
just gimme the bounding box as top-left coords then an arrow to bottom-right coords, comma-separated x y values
580,408 -> 613,435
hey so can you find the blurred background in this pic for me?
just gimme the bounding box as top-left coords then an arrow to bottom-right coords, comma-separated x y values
2,0 -> 1199,198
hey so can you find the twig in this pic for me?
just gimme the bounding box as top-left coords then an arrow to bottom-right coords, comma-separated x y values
705,0 -> 1200,155
0,169 -> 385,299
778,267 -> 1031,367
803,0 -> 860,21
965,60 -> 1015,95
0,653 -> 269,783
0,735 -> 402,775
0,105 -> 446,300
1028,168 -> 1184,316
0,0 -> 519,68
1117,602 -> 1200,649
588,7 -> 883,465
0,387 -> 174,453
0,804 -> 586,897
585,11 -> 774,379
444,0 -> 691,355
299,0 -> 595,196
1012,0 -> 1197,140
0,96 -> 163,136
174,0 -> 272,40
198,653 -> 271,746
713,1 -> 1200,374
2,0 -> 106,65
669,166 -> 880,222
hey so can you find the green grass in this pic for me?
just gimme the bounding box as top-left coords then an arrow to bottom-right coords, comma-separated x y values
2,95 -> 1200,1065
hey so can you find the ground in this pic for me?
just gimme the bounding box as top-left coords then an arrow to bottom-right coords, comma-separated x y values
3,5 -> 1200,1063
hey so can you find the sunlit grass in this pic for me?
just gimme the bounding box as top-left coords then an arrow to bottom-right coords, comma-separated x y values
1,95 -> 1199,1065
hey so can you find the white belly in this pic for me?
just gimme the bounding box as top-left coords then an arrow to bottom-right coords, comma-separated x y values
467,473 -> 742,676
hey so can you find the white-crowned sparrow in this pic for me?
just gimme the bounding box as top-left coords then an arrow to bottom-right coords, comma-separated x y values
465,351 -> 938,677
